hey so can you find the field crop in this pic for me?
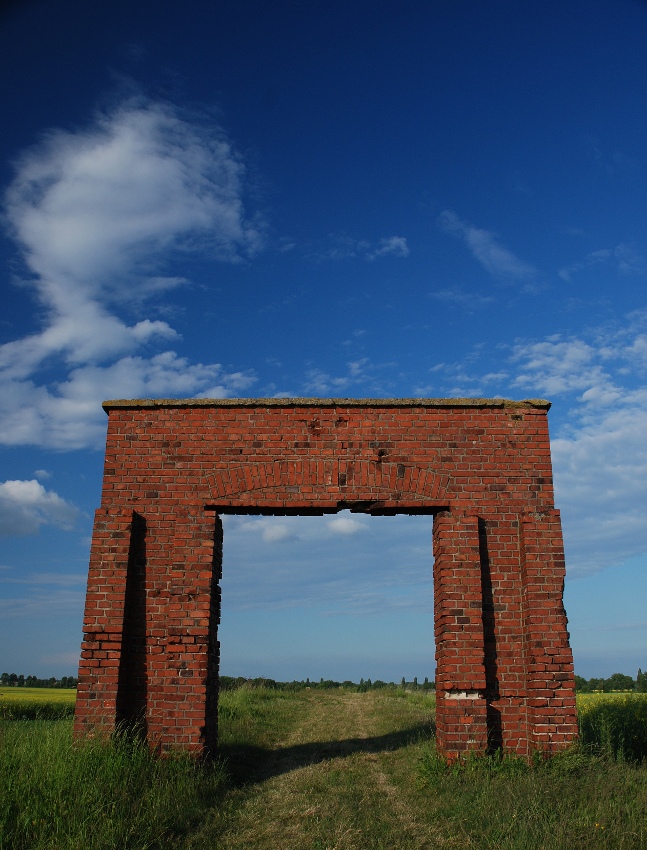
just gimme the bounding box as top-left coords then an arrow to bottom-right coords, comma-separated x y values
0,687 -> 75,720
1,688 -> 646,849
577,692 -> 647,762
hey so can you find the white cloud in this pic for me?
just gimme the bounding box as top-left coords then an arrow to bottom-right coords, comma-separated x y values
511,337 -> 613,397
220,513 -> 433,614
0,352 -> 256,449
0,479 -> 79,536
301,358 -> 394,397
262,524 -> 294,543
327,516 -> 367,535
507,319 -> 647,576
438,210 -> 537,281
415,317 -> 647,578
551,406 -> 647,575
231,516 -> 298,544
0,96 -> 262,449
5,99 -> 262,288
367,236 -> 409,260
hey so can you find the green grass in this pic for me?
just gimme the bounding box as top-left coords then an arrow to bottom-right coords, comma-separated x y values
0,719 -> 228,850
417,744 -> 647,849
1,688 -> 646,849
577,692 -> 647,762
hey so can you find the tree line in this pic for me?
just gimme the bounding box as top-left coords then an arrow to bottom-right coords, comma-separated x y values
575,670 -> 647,693
219,676 -> 436,692
3,670 -> 645,693
1,673 -> 78,688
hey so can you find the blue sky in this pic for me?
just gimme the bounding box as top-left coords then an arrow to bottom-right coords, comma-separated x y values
1,0 -> 646,682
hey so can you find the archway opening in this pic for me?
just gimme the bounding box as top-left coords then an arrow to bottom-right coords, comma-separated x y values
218,510 -> 435,689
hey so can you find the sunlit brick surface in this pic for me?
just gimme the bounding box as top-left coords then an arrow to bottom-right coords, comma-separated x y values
74,398 -> 578,758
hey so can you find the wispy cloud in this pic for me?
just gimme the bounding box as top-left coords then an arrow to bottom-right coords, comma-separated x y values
220,513 -> 433,615
429,287 -> 494,310
315,234 -> 409,262
0,96 -> 262,449
303,358 -> 372,395
0,479 -> 79,536
414,314 -> 647,578
438,210 -> 537,282
0,589 -> 85,618
558,243 -> 644,282
366,236 -> 410,260
509,318 -> 647,576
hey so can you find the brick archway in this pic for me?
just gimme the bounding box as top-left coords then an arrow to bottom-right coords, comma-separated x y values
206,459 -> 450,511
74,398 -> 578,759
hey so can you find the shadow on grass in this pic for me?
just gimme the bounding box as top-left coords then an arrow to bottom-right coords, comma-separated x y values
219,722 -> 435,785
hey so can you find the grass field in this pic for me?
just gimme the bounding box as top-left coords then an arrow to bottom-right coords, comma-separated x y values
1,688 -> 646,849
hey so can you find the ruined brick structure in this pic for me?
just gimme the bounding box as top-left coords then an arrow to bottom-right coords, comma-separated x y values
74,398 -> 578,759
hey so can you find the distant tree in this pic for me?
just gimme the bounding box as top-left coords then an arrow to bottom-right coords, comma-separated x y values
400,677 -> 406,690
574,675 -> 589,692
636,669 -> 647,693
604,673 -> 635,692
413,676 -> 418,690
1,673 -> 9,686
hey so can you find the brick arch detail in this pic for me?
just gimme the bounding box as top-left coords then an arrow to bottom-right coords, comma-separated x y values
207,460 -> 450,504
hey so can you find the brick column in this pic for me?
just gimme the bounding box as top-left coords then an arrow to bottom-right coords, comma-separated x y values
520,510 -> 578,751
74,507 -> 141,738
75,507 -> 222,758
433,511 -> 488,759
145,509 -> 222,756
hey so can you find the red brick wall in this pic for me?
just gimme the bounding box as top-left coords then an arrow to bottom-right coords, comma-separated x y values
74,398 -> 578,758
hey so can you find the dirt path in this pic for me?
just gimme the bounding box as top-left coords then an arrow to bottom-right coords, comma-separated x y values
203,692 -> 447,850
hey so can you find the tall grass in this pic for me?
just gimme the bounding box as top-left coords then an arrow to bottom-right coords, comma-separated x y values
415,694 -> 647,848
578,693 -> 647,762
0,718 -> 227,850
2,688 -> 646,850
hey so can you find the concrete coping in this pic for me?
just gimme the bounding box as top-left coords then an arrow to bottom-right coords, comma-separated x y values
102,397 -> 551,411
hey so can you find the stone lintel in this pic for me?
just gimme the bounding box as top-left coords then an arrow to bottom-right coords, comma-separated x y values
102,397 -> 551,413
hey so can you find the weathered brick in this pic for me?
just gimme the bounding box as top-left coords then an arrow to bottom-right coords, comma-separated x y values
74,397 -> 577,760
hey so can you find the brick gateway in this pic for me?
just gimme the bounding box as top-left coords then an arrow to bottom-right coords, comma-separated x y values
74,398 -> 578,759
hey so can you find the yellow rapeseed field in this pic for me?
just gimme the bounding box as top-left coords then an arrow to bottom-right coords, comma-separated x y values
0,686 -> 76,704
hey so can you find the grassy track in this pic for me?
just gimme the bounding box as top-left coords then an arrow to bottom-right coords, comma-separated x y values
193,689 -> 437,849
2,688 -> 646,848
191,689 -> 647,850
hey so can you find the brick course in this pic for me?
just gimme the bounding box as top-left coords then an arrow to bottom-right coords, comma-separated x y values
74,397 -> 578,758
